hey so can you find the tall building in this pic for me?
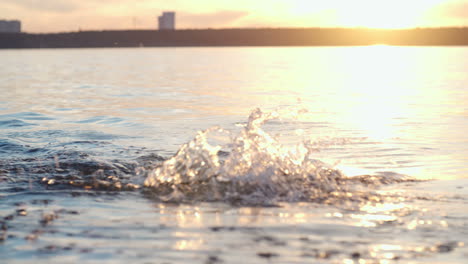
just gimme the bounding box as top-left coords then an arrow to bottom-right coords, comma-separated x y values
0,20 -> 21,33
158,12 -> 175,30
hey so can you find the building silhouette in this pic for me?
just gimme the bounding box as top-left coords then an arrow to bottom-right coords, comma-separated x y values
0,20 -> 21,33
158,12 -> 175,30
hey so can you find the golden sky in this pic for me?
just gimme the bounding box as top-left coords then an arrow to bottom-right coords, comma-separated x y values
1,0 -> 468,32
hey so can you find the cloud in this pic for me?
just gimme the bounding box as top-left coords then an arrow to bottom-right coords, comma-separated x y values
418,0 -> 468,27
3,0 -> 81,12
178,10 -> 250,28
438,0 -> 468,18
426,0 -> 468,21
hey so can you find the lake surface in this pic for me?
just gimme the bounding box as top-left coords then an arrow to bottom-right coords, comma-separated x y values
0,46 -> 467,263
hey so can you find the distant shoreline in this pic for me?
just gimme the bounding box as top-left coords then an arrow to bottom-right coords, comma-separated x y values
1,27 -> 468,48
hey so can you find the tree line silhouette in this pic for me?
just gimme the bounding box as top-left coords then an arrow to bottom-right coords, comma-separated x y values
1,28 -> 468,48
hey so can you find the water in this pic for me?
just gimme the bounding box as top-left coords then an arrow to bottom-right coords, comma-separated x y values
0,46 -> 467,263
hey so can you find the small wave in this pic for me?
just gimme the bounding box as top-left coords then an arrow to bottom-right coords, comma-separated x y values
0,149 -> 147,193
0,139 -> 40,156
0,119 -> 36,128
0,112 -> 55,121
75,116 -> 125,125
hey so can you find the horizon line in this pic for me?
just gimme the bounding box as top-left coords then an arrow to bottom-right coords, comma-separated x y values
11,26 -> 468,35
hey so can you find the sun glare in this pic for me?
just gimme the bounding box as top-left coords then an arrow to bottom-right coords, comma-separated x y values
286,0 -> 445,29
287,0 -> 333,16
337,0 -> 426,29
337,1 -> 409,28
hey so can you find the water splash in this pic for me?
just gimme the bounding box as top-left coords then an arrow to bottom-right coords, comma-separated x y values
144,108 -> 361,205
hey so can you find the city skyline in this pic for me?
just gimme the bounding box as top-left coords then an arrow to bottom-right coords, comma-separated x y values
1,0 -> 468,33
